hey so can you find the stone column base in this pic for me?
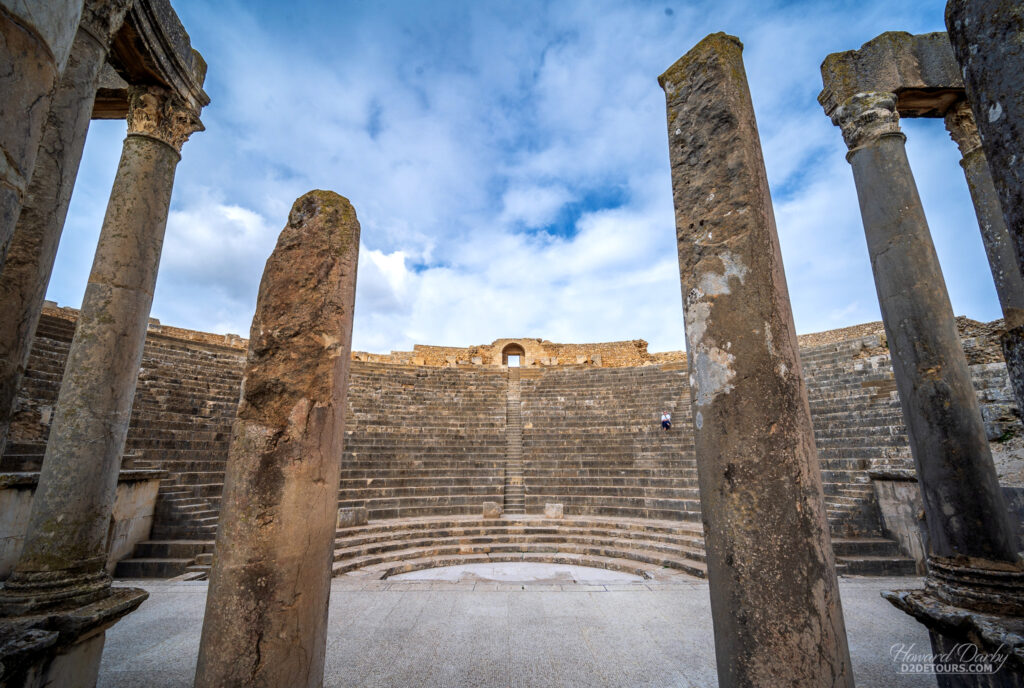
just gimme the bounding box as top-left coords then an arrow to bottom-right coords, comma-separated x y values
925,556 -> 1024,616
884,588 -> 1024,687
0,586 -> 147,687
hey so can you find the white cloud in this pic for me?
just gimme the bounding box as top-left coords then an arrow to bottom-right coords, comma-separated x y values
500,185 -> 572,228
47,0 -> 998,358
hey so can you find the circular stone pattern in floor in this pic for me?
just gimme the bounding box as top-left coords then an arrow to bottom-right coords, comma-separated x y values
388,562 -> 645,584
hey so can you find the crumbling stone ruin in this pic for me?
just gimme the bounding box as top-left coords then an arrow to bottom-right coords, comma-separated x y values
0,0 -> 1022,686
196,190 -> 360,687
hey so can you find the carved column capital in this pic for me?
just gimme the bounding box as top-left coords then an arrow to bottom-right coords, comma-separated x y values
126,85 -> 204,153
78,0 -> 133,47
831,92 -> 902,150
945,100 -> 982,158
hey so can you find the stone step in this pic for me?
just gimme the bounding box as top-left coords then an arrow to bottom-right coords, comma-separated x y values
114,557 -> 195,578
333,543 -> 708,580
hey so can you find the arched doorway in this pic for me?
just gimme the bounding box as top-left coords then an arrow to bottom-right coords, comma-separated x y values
501,343 -> 525,367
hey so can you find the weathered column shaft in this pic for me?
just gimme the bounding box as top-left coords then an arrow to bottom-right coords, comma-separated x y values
659,33 -> 852,688
0,1 -> 83,268
946,1 -> 1024,273
832,92 -> 1020,610
0,86 -> 202,611
195,191 -> 359,688
0,0 -> 132,456
946,100 -> 1024,413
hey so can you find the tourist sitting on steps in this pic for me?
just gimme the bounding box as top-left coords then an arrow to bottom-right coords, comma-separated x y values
661,411 -> 671,431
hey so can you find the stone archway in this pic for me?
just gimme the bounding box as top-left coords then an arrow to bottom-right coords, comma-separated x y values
501,342 -> 525,366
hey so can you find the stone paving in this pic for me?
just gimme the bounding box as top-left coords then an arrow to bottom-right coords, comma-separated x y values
98,571 -> 936,688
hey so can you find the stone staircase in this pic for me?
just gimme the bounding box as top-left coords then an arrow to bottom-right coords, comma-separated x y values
2,312 -> 243,578
336,363 -> 507,520
332,516 -> 708,580
11,313 -> 977,580
799,334 -> 913,537
519,363 -> 699,521
503,368 -> 525,515
113,337 -> 242,577
330,515 -> 916,579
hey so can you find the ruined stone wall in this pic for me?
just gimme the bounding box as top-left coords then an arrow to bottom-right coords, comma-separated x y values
353,337 -> 685,368
3,309 -> 1019,538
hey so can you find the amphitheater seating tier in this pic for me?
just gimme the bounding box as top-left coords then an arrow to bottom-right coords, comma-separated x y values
7,312 -> 1008,579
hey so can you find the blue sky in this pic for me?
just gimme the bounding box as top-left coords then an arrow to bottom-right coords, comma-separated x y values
48,0 -> 996,353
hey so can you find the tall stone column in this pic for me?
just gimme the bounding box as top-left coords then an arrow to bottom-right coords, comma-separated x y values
830,92 -> 1022,611
0,85 -> 203,612
195,191 -> 359,688
946,1 -> 1024,273
659,33 -> 852,688
946,100 -> 1024,413
0,0 -> 132,456
0,0 -> 84,269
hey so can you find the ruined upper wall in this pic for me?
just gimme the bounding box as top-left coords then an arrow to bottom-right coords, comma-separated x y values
38,303 -> 1006,368
354,337 -> 685,368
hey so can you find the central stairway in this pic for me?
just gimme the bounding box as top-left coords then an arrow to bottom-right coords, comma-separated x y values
504,368 -> 525,515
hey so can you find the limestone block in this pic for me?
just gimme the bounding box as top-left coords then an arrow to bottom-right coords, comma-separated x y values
482,502 -> 502,518
337,506 -> 368,529
544,503 -> 564,519
872,478 -> 927,574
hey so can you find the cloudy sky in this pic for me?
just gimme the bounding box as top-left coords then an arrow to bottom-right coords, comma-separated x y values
49,0 -> 995,354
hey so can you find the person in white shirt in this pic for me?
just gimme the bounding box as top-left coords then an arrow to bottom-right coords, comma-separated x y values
661,411 -> 672,431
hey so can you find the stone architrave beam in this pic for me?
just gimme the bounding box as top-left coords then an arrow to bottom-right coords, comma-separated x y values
820,29 -> 1024,420
0,1 -> 84,269
0,0 -> 133,456
818,31 -> 963,119
194,191 -> 360,688
659,33 -> 853,688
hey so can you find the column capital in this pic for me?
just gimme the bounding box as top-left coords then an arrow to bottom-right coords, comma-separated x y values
831,92 -> 902,151
945,100 -> 982,158
78,0 -> 134,47
126,85 -> 204,154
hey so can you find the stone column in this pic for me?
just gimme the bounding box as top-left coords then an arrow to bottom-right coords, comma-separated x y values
194,191 -> 359,688
946,100 -> 1024,412
0,0 -> 132,456
0,85 -> 203,613
0,0 -> 84,268
946,1 -> 1024,274
659,33 -> 852,688
830,92 -> 1022,612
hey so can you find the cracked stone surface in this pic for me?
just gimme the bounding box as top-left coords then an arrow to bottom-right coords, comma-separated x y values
194,190 -> 359,688
660,32 -> 852,688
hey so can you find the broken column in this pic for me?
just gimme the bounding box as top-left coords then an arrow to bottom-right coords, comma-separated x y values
946,0 -> 1024,271
0,0 -> 132,455
946,100 -> 1024,411
659,33 -> 852,688
0,1 -> 84,267
828,91 -> 1022,604
0,85 -> 203,611
195,190 -> 360,688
